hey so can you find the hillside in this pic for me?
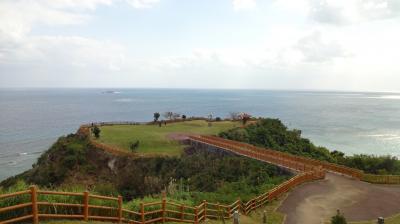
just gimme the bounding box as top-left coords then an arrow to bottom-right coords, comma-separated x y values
1,131 -> 291,203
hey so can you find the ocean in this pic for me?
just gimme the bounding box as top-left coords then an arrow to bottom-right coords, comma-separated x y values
1,88 -> 400,181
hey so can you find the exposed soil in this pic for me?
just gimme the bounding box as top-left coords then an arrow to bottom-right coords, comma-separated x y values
166,133 -> 193,141
278,172 -> 400,224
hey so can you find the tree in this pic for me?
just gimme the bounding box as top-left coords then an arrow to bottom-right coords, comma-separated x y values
239,113 -> 251,125
153,112 -> 160,122
182,114 -> 187,120
92,126 -> 101,139
331,210 -> 347,224
163,112 -> 174,120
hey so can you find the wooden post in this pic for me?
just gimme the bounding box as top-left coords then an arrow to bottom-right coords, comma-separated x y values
180,204 -> 184,220
140,203 -> 145,224
194,207 -> 198,224
162,191 -> 166,223
237,198 -> 242,214
262,210 -> 267,224
30,185 -> 39,224
118,195 -> 123,223
203,200 -> 207,219
218,203 -> 225,224
83,191 -> 89,221
233,210 -> 239,224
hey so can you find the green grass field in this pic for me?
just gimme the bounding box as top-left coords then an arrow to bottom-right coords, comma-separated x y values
95,120 -> 241,156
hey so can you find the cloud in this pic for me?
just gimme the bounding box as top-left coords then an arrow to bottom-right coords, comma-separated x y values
309,0 -> 400,25
232,0 -> 256,11
126,0 -> 160,9
0,0 -> 125,74
295,31 -> 349,62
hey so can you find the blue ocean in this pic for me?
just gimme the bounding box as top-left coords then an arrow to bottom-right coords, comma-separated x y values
1,89 -> 400,180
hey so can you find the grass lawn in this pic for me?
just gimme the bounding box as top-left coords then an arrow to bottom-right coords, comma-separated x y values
95,120 -> 241,156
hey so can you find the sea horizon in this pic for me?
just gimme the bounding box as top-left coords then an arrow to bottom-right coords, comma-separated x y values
1,88 -> 400,181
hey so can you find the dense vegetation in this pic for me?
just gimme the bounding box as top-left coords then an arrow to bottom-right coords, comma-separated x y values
1,133 -> 290,205
219,118 -> 400,175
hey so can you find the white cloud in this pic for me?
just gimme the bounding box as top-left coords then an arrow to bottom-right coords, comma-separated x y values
232,0 -> 256,11
309,0 -> 400,25
0,0 -> 125,74
126,0 -> 160,9
295,31 -> 349,62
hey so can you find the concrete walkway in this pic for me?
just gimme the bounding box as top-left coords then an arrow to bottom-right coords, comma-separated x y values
278,173 -> 400,224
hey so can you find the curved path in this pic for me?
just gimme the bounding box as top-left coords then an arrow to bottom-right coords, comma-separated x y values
188,135 -> 400,223
278,173 -> 400,224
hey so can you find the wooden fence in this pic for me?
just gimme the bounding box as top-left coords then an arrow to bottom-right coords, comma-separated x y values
189,135 -> 361,178
0,168 -> 324,224
189,135 -> 400,184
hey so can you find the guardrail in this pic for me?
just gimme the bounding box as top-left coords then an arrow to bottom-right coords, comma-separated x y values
0,169 -> 324,224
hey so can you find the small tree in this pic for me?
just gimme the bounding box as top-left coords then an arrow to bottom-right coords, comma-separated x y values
153,112 -> 160,122
163,111 -> 174,120
92,126 -> 101,139
130,140 -> 140,152
331,210 -> 347,224
182,114 -> 187,120
239,113 -> 251,125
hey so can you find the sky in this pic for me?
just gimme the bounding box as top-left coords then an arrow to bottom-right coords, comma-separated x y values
0,0 -> 400,91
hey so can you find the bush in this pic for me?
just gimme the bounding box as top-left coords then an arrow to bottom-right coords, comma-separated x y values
92,126 -> 101,138
130,140 -> 140,152
331,210 -> 347,224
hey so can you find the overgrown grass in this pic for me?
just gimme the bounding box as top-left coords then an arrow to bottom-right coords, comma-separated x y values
41,196 -> 287,224
96,120 -> 241,156
0,181 -> 120,222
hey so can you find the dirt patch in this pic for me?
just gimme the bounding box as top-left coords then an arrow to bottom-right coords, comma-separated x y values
278,173 -> 400,224
166,133 -> 194,141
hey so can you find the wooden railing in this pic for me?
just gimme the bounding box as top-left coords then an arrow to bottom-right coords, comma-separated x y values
0,169 -> 324,224
362,174 -> 400,184
189,135 -> 361,179
190,135 -> 400,184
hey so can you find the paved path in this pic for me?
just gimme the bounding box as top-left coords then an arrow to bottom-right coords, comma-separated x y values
278,172 -> 400,224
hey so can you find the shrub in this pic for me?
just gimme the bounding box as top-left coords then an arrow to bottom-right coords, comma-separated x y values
130,140 -> 140,152
331,210 -> 347,224
92,126 -> 101,138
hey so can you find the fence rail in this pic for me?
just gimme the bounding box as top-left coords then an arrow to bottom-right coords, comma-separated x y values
188,135 -> 400,184
0,169 -> 324,224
